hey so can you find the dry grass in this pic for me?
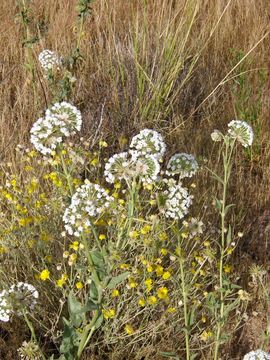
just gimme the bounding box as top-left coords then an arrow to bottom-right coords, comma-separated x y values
0,0 -> 270,358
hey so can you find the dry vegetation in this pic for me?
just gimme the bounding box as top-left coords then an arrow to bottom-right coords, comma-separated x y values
0,0 -> 270,359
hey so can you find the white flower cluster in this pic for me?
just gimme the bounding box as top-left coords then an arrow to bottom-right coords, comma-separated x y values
30,102 -> 82,155
63,180 -> 113,237
185,217 -> 204,237
18,341 -> 42,360
104,151 -> 160,184
164,181 -> 193,220
243,350 -> 270,360
211,120 -> 254,148
130,129 -> 166,160
38,49 -> 62,71
228,120 -> 254,147
0,283 -> 38,322
0,290 -> 11,322
166,153 -> 198,178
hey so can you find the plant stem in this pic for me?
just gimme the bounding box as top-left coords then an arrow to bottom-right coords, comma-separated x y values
214,138 -> 235,360
23,311 -> 46,360
60,152 -> 74,197
179,254 -> 190,360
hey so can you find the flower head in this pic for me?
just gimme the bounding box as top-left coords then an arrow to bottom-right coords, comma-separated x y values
130,129 -> 166,161
243,350 -> 270,360
227,120 -> 253,147
104,152 -> 160,184
38,50 -> 62,71
63,180 -> 113,237
166,153 -> 198,178
163,182 -> 192,220
30,102 -> 82,155
0,290 -> 11,322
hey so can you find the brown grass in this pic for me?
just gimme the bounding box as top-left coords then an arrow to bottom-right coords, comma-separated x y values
0,0 -> 270,358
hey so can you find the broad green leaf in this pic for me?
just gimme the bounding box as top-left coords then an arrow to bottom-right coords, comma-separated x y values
107,272 -> 130,289
60,318 -> 79,359
68,293 -> 85,328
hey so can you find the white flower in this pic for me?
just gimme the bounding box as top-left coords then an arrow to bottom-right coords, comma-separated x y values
243,350 -> 270,360
104,152 -> 160,184
166,153 -> 198,178
187,217 -> 204,237
0,283 -> 39,322
38,50 -> 62,71
0,290 -> 11,322
228,120 -> 254,147
163,183 -> 192,220
46,102 -> 82,133
130,129 -> 166,161
30,102 -> 82,155
104,152 -> 130,183
211,129 -> 223,142
63,181 -> 113,237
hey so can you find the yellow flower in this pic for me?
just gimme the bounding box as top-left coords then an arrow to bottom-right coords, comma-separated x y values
56,274 -> 68,288
147,296 -> 157,305
158,232 -> 168,241
102,308 -> 115,320
144,278 -> 153,291
224,264 -> 232,273
129,230 -> 139,239
203,240 -> 210,247
124,324 -> 134,335
99,234 -> 106,241
161,248 -> 167,256
69,241 -> 79,251
40,269 -> 50,281
99,140 -> 108,148
128,278 -> 138,289
112,289 -> 120,297
157,287 -> 168,299
141,225 -> 152,235
114,182 -> 121,189
167,307 -> 176,313
162,271 -> 171,280
76,282 -> 83,289
91,158 -> 99,166
155,265 -> 164,276
138,298 -> 146,307
146,264 -> 153,273
200,330 -> 213,342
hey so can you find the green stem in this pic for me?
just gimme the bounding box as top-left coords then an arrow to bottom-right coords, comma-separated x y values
23,311 -> 46,360
60,152 -> 74,197
179,254 -> 190,360
214,138 -> 235,360
76,309 -> 100,358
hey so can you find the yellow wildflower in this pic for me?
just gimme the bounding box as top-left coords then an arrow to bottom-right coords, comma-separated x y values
162,271 -> 171,280
167,307 -> 176,313
124,324 -> 134,335
155,265 -> 164,276
99,234 -> 106,241
200,330 -> 213,342
76,282 -> 83,290
112,289 -> 120,297
69,241 -> 79,251
103,308 -> 115,320
157,287 -> 168,299
138,298 -> 146,307
40,269 -> 50,281
147,296 -> 157,305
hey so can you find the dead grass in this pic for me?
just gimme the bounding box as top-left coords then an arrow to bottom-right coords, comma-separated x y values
0,0 -> 270,358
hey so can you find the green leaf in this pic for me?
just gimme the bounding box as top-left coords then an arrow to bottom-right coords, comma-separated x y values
94,312 -> 103,330
159,352 -> 180,359
224,203 -> 235,216
107,272 -> 130,289
91,250 -> 106,280
68,292 -> 85,328
60,318 -> 79,359
226,224 -> 232,246
89,280 -> 98,302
